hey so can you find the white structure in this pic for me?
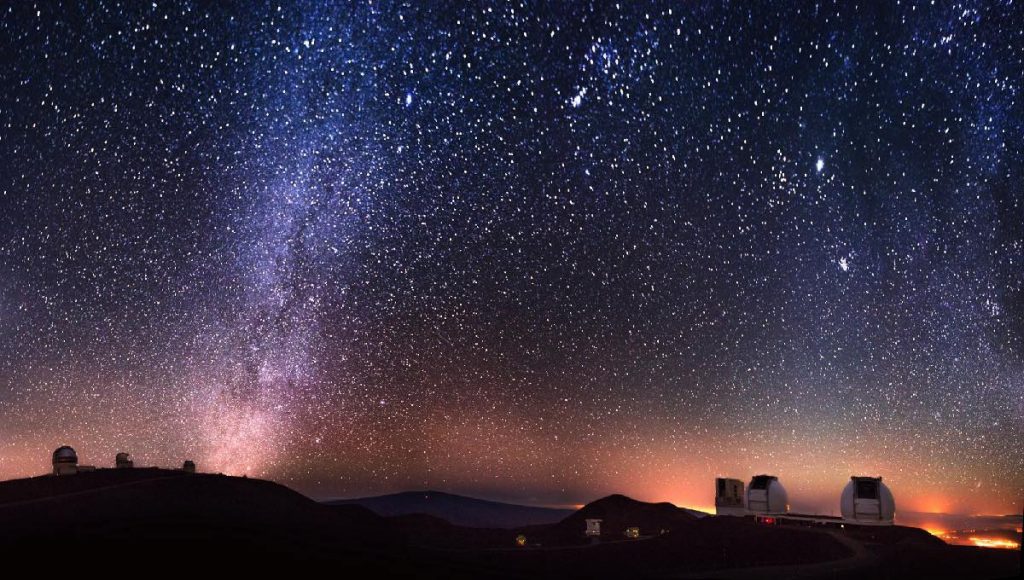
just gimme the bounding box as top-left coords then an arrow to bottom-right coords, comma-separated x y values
840,476 -> 895,524
585,518 -> 602,537
747,474 -> 789,514
715,477 -> 747,516
52,446 -> 79,475
115,452 -> 134,469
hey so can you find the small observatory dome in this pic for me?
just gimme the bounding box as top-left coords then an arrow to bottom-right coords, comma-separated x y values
840,476 -> 895,524
182,460 -> 196,473
52,446 -> 79,476
115,452 -> 134,469
747,474 -> 789,514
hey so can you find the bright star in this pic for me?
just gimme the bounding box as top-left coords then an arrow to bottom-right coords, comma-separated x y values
570,87 -> 586,108
816,158 -> 825,173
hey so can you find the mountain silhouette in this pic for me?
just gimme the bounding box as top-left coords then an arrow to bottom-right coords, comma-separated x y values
329,490 -> 573,528
0,471 -> 1017,578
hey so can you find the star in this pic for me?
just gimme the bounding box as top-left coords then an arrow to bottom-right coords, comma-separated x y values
0,0 -> 1018,518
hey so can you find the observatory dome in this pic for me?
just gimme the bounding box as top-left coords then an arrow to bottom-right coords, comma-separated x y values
52,446 -> 79,476
115,452 -> 134,468
746,474 -> 789,514
840,476 -> 895,524
52,446 -> 78,465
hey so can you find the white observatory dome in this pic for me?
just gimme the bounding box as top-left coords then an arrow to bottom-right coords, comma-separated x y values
52,446 -> 79,476
840,476 -> 895,524
747,474 -> 789,514
52,446 -> 78,465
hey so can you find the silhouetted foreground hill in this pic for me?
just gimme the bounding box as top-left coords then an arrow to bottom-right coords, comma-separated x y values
0,472 -> 1018,578
373,494 -> 703,550
329,490 -> 574,528
562,493 -> 698,536
0,468 -> 421,570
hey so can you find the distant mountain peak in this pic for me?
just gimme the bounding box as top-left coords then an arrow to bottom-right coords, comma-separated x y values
329,490 -> 573,528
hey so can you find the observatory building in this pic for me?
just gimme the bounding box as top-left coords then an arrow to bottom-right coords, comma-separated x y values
52,446 -> 78,475
715,477 -> 746,516
840,476 -> 895,525
52,446 -> 95,475
747,474 -> 789,514
115,452 -> 134,469
48,446 -> 192,475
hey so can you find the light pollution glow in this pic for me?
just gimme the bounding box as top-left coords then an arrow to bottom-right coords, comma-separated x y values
966,537 -> 1019,550
0,0 -> 1022,523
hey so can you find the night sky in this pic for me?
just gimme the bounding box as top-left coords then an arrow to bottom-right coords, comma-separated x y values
1,1 -> 1022,516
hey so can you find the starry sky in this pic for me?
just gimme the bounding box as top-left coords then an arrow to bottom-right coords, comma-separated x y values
1,1 -> 1022,516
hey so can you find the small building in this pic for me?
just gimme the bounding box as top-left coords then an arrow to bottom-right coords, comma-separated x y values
715,477 -> 746,516
840,476 -> 895,525
747,474 -> 789,514
181,460 -> 196,473
585,518 -> 602,537
515,534 -> 527,547
52,446 -> 78,476
624,526 -> 640,539
115,452 -> 134,469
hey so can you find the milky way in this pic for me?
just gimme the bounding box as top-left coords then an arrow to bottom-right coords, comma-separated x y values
1,1 -> 1022,515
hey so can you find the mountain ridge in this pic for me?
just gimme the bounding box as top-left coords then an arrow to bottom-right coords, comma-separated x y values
328,489 -> 574,528
0,471 -> 1016,578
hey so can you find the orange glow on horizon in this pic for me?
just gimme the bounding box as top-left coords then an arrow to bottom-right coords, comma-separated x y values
968,537 -> 1020,550
683,504 -> 717,514
907,494 -> 954,515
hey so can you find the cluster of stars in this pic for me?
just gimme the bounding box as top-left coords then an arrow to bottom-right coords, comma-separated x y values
0,1 -> 1021,514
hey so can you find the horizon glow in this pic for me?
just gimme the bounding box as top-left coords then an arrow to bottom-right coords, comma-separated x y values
0,2 -> 1021,517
